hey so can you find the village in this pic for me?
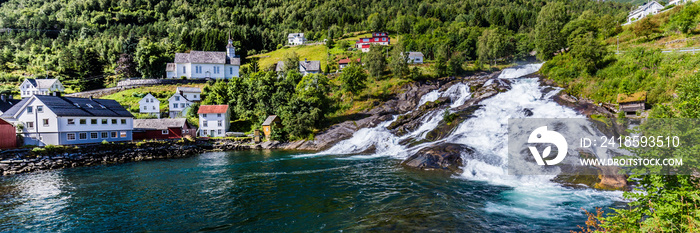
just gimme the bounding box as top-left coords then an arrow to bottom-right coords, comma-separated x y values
0,31 -> 428,149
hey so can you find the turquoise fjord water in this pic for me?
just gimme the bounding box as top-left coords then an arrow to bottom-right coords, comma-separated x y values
0,150 -> 624,232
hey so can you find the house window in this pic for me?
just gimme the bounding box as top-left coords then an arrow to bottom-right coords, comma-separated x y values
194,94 -> 198,99
183,66 -> 186,73
102,119 -> 108,124
203,121 -> 208,127
37,106 -> 43,113
80,119 -> 86,125
120,131 -> 127,138
91,119 -> 97,124
383,37 -> 386,41
203,114 -> 207,117
143,106 -> 147,110
121,119 -> 127,124
229,67 -> 233,74
68,119 -> 75,125
90,132 -> 98,139
42,119 -> 49,127
26,122 -> 34,129
67,133 -> 76,141
152,106 -> 155,110
202,130 -> 207,135
101,132 -> 109,138
162,130 -> 169,135
175,96 -> 180,101
218,129 -> 222,135
217,113 -> 221,117
173,103 -> 177,109
180,103 -> 184,108
112,119 -> 117,124
79,132 -> 87,140
111,131 -> 117,138
217,120 -> 222,127
27,106 -> 33,114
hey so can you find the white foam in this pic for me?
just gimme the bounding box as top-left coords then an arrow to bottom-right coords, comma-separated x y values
497,63 -> 544,79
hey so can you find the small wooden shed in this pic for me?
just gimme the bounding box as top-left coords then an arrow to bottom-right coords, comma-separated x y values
617,91 -> 647,115
261,115 -> 282,140
0,118 -> 17,149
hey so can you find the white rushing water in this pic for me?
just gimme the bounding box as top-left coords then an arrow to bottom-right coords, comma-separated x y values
307,64 -> 623,219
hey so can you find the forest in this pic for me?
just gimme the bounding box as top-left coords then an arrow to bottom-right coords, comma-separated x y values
0,0 -> 629,91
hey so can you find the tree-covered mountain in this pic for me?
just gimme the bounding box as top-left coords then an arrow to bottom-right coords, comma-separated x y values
0,0 -> 629,91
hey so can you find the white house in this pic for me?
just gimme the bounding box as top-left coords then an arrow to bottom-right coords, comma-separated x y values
288,33 -> 306,45
408,52 -> 424,64
197,105 -> 230,137
338,58 -> 361,71
627,1 -> 665,23
166,37 -> 240,79
19,78 -> 65,98
138,93 -> 160,116
176,87 -> 201,102
0,95 -> 134,146
669,0 -> 698,6
275,59 -> 321,76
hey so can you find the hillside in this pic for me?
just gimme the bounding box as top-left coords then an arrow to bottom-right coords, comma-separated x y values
0,0 -> 629,93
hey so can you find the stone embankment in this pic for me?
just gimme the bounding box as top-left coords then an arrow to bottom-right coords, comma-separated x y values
0,139 -> 253,176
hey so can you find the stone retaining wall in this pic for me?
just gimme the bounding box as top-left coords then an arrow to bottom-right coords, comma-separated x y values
0,139 -> 254,176
65,79 -> 209,98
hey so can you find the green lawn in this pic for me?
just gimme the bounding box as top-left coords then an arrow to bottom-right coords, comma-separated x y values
250,45 -> 329,71
101,84 -> 206,117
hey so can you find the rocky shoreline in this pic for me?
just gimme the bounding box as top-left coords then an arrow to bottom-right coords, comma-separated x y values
0,139 -> 254,176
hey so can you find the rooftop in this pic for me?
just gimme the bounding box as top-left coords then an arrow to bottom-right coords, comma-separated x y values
133,118 -> 189,130
25,78 -> 59,89
176,87 -> 202,93
617,91 -> 647,104
262,115 -> 280,126
1,95 -> 133,118
198,105 -> 229,114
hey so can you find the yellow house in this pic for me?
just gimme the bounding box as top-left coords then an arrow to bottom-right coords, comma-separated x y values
261,115 -> 282,140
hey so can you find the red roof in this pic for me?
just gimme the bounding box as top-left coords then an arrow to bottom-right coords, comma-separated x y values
338,58 -> 361,64
198,105 -> 229,114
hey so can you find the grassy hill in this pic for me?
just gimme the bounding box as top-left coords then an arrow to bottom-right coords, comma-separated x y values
100,84 -> 206,118
249,33 -> 401,72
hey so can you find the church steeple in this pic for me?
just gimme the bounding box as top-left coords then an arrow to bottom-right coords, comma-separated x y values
226,31 -> 236,58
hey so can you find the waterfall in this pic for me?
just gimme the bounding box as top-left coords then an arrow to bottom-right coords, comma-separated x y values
308,63 -> 624,219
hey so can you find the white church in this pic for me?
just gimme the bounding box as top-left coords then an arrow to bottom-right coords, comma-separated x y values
166,36 -> 241,79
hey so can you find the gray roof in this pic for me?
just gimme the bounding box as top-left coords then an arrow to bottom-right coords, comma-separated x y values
262,115 -> 280,126
228,57 -> 241,65
288,33 -> 304,38
189,51 -> 226,63
174,53 -> 190,63
275,61 -> 285,72
174,51 -> 239,65
176,87 -> 201,93
408,52 -> 424,58
0,97 -> 26,117
165,63 -> 176,72
300,60 -> 321,72
0,96 -> 18,113
275,60 -> 321,72
1,95 -> 133,118
133,118 -> 190,130
26,78 -> 58,89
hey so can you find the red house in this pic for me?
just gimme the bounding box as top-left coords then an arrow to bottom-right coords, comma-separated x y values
0,118 -> 17,149
338,58 -> 361,70
356,32 -> 390,52
132,118 -> 197,140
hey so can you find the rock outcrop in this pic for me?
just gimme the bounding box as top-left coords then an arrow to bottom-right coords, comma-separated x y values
402,143 -> 476,173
